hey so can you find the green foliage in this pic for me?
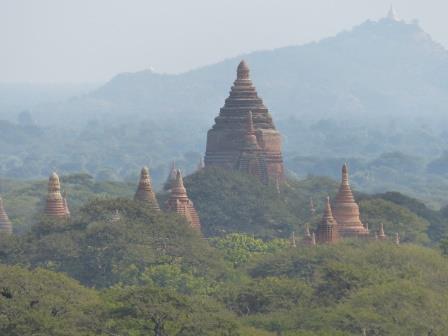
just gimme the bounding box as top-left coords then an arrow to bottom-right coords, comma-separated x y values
184,168 -> 338,238
0,264 -> 100,336
102,285 -> 241,336
359,198 -> 430,244
240,242 -> 448,335
210,233 -> 290,267
0,198 -> 229,288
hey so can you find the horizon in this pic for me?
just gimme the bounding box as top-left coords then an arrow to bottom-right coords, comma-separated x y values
2,0 -> 448,83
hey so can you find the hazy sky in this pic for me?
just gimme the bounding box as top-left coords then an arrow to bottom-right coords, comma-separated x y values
2,0 -> 448,83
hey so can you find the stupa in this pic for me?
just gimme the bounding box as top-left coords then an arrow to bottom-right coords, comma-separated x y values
44,172 -> 70,218
166,170 -> 201,231
332,164 -> 369,237
316,196 -> 339,244
134,167 -> 160,211
164,161 -> 178,191
204,60 -> 284,183
377,223 -> 387,241
0,196 -> 12,235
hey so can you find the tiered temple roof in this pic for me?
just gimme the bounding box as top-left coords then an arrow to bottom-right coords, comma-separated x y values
44,172 -> 70,219
0,196 -> 12,235
134,167 -> 160,211
166,170 -> 201,231
316,196 -> 339,244
332,164 -> 369,237
205,60 -> 284,183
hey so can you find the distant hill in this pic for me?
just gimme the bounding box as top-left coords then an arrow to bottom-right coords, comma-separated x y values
33,17 -> 448,127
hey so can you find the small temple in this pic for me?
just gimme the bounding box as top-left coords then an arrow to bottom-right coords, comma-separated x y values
0,196 -> 12,235
315,196 -> 339,244
134,167 -> 160,211
204,60 -> 284,184
166,170 -> 201,231
44,172 -> 70,219
332,164 -> 369,237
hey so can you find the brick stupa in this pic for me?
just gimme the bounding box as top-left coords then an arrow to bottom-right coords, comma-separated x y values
44,172 -> 70,219
204,60 -> 284,183
0,196 -> 12,235
166,170 -> 201,231
315,196 -> 339,244
332,164 -> 369,237
134,167 -> 160,211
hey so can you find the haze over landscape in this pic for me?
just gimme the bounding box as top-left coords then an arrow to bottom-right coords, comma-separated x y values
2,2 -> 448,335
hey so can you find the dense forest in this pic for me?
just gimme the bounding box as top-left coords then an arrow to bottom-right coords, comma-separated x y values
1,168 -> 448,335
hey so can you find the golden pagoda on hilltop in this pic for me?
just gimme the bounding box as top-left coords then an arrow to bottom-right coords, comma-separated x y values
44,172 -> 70,219
316,196 -> 339,244
0,196 -> 12,235
134,167 -> 160,211
205,60 -> 284,183
332,163 -> 369,237
166,170 -> 201,231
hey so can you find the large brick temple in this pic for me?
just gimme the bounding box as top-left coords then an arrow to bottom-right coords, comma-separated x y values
204,60 -> 284,183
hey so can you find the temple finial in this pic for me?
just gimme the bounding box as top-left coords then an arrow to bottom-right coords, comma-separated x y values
387,5 -> 399,21
237,60 -> 250,80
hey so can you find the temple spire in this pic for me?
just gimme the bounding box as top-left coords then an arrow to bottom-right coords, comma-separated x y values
166,170 -> 201,231
395,232 -> 400,245
309,197 -> 316,216
44,172 -> 69,219
291,231 -> 297,248
62,191 -> 70,218
332,163 -> 369,237
197,157 -> 205,172
164,161 -> 178,191
315,196 -> 339,244
0,196 -> 12,235
134,166 -> 160,211
378,223 -> 387,240
387,5 -> 399,21
237,60 -> 250,80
